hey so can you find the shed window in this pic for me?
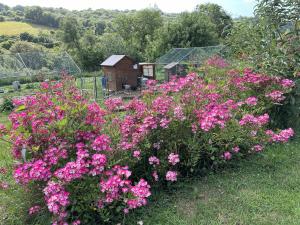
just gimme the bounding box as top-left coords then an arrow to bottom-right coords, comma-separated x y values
143,65 -> 153,77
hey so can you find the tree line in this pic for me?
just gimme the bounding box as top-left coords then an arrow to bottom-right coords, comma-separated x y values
0,3 -> 233,71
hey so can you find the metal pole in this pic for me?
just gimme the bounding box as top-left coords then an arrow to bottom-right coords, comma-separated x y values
94,76 -> 98,100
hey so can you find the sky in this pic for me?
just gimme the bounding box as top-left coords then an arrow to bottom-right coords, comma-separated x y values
1,0 -> 256,17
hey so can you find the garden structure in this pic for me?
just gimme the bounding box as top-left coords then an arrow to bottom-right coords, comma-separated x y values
156,45 -> 226,80
0,51 -> 81,86
101,55 -> 140,91
139,62 -> 156,80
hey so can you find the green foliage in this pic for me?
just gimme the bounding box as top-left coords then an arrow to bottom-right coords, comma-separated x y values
196,3 -> 233,37
59,17 -> 81,50
145,8 -> 220,61
226,0 -> 300,130
0,2 -> 232,71
25,6 -> 60,28
113,8 -> 163,60
9,41 -> 45,53
227,0 -> 299,78
0,98 -> 14,112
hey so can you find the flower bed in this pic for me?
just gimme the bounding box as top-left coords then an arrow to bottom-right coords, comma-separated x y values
0,61 -> 295,224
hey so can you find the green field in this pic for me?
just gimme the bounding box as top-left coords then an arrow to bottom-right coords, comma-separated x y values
0,21 -> 52,36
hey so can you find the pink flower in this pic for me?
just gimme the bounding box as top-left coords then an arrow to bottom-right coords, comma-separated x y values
266,128 -> 294,143
130,179 -> 151,199
90,154 -> 107,176
265,91 -> 285,102
280,79 -> 295,88
104,98 -> 123,111
41,82 -> 50,89
250,130 -> 257,137
166,171 -> 177,182
92,135 -> 112,151
43,181 -> 70,216
152,171 -> 159,181
0,181 -> 9,190
152,96 -> 173,115
206,55 -> 229,68
72,220 -> 81,225
223,151 -> 232,160
29,160 -> 52,182
252,145 -> 264,152
133,150 -> 141,159
0,124 -> 7,136
29,205 -> 41,215
239,114 -> 269,127
245,97 -> 258,106
191,123 -> 197,133
232,146 -> 240,153
174,106 -> 186,121
149,156 -> 160,166
160,118 -> 171,128
0,167 -> 7,174
168,153 -> 180,165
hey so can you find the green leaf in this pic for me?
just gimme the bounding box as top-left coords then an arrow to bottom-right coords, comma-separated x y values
15,105 -> 26,112
56,118 -> 68,129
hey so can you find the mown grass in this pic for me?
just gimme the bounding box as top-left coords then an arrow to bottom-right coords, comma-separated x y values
126,139 -> 300,225
0,113 -> 28,225
0,21 -> 52,36
0,111 -> 299,225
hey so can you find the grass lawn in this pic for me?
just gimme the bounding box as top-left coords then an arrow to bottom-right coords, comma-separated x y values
126,140 -> 300,225
0,111 -> 299,225
0,21 -> 52,36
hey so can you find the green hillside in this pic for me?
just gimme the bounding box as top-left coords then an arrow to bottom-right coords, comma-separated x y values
0,21 -> 51,36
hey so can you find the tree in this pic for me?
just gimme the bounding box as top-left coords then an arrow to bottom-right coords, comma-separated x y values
145,11 -> 219,61
196,3 -> 233,37
25,6 -> 43,22
59,17 -> 81,50
9,41 -> 44,53
99,33 -> 128,59
113,8 -> 163,60
20,32 -> 34,42
78,31 -> 104,71
95,21 -> 106,35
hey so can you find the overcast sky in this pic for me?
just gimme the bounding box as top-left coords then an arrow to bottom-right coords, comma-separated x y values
1,0 -> 256,17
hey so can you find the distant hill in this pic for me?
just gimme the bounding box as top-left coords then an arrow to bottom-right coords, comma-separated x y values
0,21 -> 52,36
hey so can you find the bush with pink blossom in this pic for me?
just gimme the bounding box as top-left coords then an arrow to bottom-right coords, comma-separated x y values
0,62 -> 296,224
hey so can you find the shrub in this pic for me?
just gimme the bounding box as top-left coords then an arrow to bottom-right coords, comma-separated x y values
0,97 -> 14,112
0,62 -> 295,224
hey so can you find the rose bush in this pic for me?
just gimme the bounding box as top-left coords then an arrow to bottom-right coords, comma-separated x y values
0,60 -> 295,224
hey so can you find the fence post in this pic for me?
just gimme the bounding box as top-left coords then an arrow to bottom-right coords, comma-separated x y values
94,77 -> 98,100
80,77 -> 83,90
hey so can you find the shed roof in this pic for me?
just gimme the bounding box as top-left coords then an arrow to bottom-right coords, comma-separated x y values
101,55 -> 127,67
139,62 -> 155,65
164,62 -> 178,69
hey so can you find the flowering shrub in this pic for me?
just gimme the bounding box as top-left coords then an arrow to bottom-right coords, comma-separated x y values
0,62 -> 295,224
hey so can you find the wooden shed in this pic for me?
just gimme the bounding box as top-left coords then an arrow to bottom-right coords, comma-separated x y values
164,62 -> 178,81
139,63 -> 156,80
101,55 -> 140,91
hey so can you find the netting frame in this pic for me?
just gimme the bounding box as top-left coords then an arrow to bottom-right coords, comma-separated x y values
155,45 -> 228,80
0,51 -> 81,86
